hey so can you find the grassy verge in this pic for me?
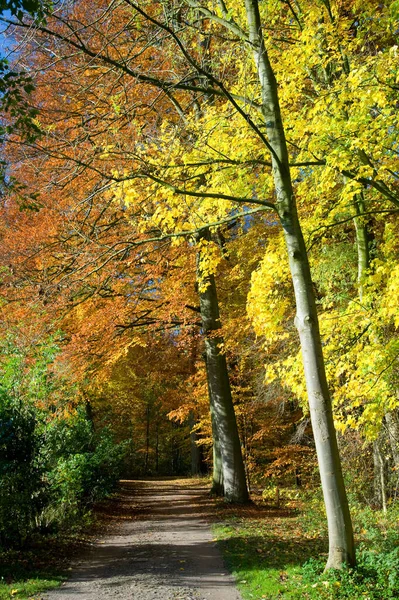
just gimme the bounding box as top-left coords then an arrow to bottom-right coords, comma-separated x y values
214,505 -> 327,599
0,510 -> 103,599
213,491 -> 399,599
0,482 -> 125,600
0,541 -> 69,600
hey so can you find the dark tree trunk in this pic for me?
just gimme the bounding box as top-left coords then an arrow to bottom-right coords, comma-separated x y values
144,403 -> 150,474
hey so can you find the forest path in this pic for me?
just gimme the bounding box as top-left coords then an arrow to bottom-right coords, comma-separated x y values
45,479 -> 242,600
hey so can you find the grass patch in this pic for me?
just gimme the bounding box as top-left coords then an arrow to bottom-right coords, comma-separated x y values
213,507 -> 327,599
0,515 -> 101,600
0,574 -> 62,600
0,543 -> 67,600
213,492 -> 399,599
0,492 -> 117,599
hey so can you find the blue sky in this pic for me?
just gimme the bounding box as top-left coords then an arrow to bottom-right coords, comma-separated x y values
0,11 -> 15,59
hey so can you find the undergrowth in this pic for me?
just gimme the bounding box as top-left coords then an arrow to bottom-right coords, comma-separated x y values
0,509 -> 99,599
214,488 -> 399,599
0,540 -> 68,600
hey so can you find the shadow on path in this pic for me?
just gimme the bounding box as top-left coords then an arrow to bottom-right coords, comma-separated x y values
45,478 -> 242,600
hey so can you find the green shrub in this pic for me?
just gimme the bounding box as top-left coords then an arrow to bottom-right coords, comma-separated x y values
0,336 -> 126,546
301,500 -> 399,599
43,425 -> 126,527
0,394 -> 45,545
302,545 -> 399,599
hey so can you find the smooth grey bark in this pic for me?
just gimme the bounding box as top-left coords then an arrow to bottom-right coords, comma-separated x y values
196,230 -> 249,503
373,439 -> 387,513
353,194 -> 392,504
209,390 -> 224,495
188,411 -> 204,476
244,0 -> 355,568
353,193 -> 370,302
385,410 -> 399,474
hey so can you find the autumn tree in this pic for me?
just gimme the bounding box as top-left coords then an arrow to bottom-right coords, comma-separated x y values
4,0 -> 399,567
0,0 -> 253,502
2,0 -> 352,563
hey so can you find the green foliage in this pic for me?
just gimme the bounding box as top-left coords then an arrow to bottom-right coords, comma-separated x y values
0,334 -> 125,546
261,485 -> 302,507
390,0 -> 399,19
44,424 -> 126,527
302,543 -> 399,599
0,59 -> 41,148
311,242 -> 357,304
0,393 -> 45,545
302,501 -> 399,599
0,0 -> 51,19
214,493 -> 399,599
0,0 -> 48,189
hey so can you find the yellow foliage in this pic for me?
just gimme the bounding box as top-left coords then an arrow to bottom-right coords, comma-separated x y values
247,233 -> 291,344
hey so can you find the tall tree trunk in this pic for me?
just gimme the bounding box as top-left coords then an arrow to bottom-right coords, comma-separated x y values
155,420 -> 159,473
385,410 -> 399,475
187,337 -> 207,477
373,439 -> 387,513
188,411 -> 203,476
144,403 -> 150,474
353,192 -> 370,302
196,229 -> 248,503
244,0 -> 354,568
209,386 -> 224,495
353,194 -> 395,503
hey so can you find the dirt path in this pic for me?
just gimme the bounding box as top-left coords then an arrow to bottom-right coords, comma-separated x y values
45,479 -> 242,600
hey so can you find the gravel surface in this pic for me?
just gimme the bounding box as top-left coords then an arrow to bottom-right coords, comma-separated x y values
45,479 -> 242,600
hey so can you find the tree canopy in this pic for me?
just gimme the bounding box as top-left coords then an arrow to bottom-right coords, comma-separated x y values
0,0 -> 398,574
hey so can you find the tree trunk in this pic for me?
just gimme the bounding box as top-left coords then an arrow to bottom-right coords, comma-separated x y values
144,403 -> 150,474
155,420 -> 159,473
353,193 -> 370,303
196,229 -> 248,503
188,411 -> 203,476
373,438 -> 387,512
385,409 -> 399,499
353,194 -> 394,504
244,0 -> 355,568
385,410 -> 399,474
209,393 -> 224,495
